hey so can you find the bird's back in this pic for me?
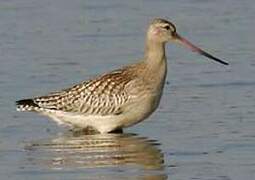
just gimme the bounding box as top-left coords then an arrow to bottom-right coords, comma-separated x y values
16,64 -> 140,115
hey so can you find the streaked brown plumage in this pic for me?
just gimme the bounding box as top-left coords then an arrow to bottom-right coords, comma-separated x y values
33,65 -> 139,114
16,18 -> 228,133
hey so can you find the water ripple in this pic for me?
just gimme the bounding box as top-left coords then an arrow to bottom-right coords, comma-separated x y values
23,133 -> 166,179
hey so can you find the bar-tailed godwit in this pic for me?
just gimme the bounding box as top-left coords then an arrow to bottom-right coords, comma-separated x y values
16,18 -> 228,133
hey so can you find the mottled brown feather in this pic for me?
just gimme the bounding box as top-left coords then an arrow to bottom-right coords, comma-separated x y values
30,64 -> 143,115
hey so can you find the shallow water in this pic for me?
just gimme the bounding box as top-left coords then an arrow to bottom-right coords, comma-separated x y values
1,0 -> 255,179
23,133 -> 165,180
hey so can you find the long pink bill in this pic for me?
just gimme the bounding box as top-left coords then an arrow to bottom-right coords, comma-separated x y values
175,34 -> 229,65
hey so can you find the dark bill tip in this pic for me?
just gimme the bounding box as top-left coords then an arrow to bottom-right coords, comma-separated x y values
175,34 -> 229,66
199,50 -> 229,65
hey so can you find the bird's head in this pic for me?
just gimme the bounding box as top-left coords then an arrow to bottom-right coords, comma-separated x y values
147,18 -> 229,65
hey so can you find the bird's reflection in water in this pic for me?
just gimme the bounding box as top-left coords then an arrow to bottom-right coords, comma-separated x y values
25,131 -> 167,180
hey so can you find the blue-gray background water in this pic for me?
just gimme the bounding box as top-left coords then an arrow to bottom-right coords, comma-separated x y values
1,0 -> 255,179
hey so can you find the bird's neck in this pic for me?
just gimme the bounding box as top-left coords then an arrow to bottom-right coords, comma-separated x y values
141,38 -> 167,91
144,39 -> 166,69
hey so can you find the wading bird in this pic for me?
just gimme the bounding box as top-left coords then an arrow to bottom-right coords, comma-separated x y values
16,18 -> 228,133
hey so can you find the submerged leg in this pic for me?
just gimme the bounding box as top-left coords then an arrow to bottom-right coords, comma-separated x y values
70,126 -> 123,135
70,126 -> 100,136
109,128 -> 123,134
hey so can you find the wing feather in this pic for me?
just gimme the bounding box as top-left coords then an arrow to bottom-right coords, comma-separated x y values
32,67 -> 137,115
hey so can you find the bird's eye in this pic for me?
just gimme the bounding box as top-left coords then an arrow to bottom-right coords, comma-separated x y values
164,25 -> 170,30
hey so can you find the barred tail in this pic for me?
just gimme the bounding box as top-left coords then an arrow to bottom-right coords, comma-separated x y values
16,99 -> 40,112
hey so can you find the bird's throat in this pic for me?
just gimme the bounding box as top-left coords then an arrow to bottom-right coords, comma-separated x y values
144,40 -> 166,70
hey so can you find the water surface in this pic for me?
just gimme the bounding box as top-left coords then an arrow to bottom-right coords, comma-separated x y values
0,0 -> 255,179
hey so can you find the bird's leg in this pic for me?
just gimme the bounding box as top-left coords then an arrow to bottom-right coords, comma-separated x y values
109,128 -> 123,134
70,126 -> 100,136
